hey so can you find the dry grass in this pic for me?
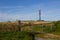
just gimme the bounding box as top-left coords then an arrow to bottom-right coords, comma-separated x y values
0,21 -> 52,32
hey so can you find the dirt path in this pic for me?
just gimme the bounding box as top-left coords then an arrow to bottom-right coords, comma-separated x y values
44,33 -> 60,39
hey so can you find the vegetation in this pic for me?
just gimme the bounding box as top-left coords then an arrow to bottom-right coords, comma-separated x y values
0,32 -> 31,40
0,20 -> 60,40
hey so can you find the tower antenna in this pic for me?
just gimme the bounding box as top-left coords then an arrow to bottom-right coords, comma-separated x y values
39,9 -> 41,21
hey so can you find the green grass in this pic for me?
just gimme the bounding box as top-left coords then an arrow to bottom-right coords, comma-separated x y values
0,32 -> 31,40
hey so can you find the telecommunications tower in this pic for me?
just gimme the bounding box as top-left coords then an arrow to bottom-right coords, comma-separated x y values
39,9 -> 41,21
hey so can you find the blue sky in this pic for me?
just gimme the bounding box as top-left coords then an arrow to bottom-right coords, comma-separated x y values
0,0 -> 60,21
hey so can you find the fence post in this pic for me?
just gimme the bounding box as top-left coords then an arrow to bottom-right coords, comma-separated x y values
18,20 -> 22,32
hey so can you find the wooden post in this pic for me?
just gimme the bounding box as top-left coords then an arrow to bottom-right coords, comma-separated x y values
18,20 -> 22,31
29,32 -> 35,40
28,32 -> 40,40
